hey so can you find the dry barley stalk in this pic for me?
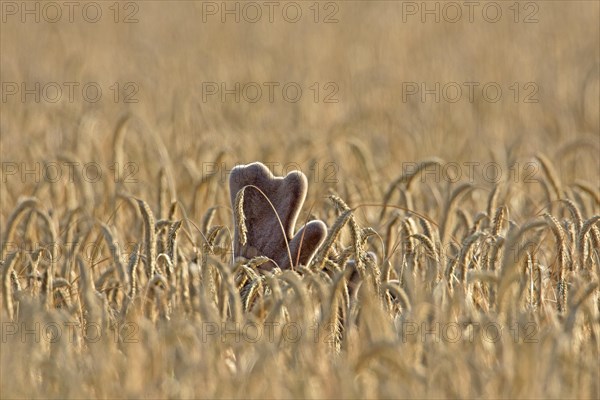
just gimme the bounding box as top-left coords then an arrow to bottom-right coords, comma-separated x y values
560,198 -> 583,232
112,115 -> 130,185
209,256 -> 242,323
468,212 -> 488,237
62,207 -> 82,278
544,213 -> 569,312
137,198 -> 157,278
202,207 -> 218,234
565,280 -> 599,332
127,243 -> 141,300
500,218 -> 547,273
458,231 -> 485,289
348,140 -> 378,198
491,206 -> 508,236
100,223 -> 129,295
58,153 -> 94,208
486,184 -> 502,219
380,158 -> 443,220
440,183 -> 474,243
487,236 -> 505,272
77,256 -> 102,326
536,153 -> 563,201
234,189 -> 248,246
526,252 -> 536,310
400,218 -> 416,287
579,216 -> 600,269
157,253 -> 175,291
145,273 -> 169,321
167,220 -> 183,268
572,180 -> 600,205
384,212 -> 400,260
312,209 -> 352,270
1,197 -> 39,259
2,252 -> 20,320
409,233 -> 439,283
158,167 -> 169,220
34,207 -> 57,310
382,280 -> 411,314
454,208 -> 472,240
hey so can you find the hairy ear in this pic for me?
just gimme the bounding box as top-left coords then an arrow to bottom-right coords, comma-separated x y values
230,163 -> 307,235
283,220 -> 327,268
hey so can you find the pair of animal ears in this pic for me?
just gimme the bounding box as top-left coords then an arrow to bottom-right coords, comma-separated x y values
228,162 -> 327,270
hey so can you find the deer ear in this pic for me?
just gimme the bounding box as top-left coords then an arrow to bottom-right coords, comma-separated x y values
229,162 -> 274,207
276,170 -> 308,238
283,220 -> 327,267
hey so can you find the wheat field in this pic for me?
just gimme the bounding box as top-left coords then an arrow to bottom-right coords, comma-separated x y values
1,1 -> 599,399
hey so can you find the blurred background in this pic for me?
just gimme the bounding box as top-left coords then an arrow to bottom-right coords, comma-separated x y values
1,1 -> 599,224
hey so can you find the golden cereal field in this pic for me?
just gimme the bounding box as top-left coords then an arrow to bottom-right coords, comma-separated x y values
0,1 -> 599,398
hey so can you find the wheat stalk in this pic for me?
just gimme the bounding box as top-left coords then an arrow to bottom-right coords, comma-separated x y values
233,189 -> 248,246
536,153 -> 563,201
544,213 -> 568,312
137,198 -> 157,278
